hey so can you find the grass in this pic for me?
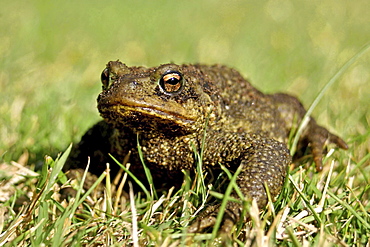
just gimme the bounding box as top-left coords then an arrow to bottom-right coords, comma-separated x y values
1,0 -> 369,246
1,138 -> 368,246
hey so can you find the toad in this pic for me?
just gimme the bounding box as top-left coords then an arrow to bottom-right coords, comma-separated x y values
66,60 -> 347,232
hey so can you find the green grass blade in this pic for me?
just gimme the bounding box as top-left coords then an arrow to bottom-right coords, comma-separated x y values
136,134 -> 157,199
211,164 -> 244,239
109,154 -> 152,200
291,42 -> 370,155
326,190 -> 370,229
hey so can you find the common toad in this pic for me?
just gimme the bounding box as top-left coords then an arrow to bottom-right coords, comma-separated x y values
66,61 -> 347,232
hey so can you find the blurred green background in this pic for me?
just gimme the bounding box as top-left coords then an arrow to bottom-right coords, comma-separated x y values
1,0 -> 369,163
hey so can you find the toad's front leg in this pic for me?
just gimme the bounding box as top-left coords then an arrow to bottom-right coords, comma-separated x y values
188,134 -> 290,233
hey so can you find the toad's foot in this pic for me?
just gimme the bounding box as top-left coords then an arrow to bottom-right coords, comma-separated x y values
187,202 -> 242,234
308,121 -> 348,171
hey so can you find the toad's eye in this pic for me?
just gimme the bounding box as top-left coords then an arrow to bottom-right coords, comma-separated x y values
101,68 -> 110,90
159,71 -> 184,95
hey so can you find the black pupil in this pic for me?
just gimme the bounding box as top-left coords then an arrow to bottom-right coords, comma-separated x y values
166,77 -> 179,85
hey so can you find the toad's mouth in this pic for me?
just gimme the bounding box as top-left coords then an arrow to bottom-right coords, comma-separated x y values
99,98 -> 197,125
118,105 -> 196,123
